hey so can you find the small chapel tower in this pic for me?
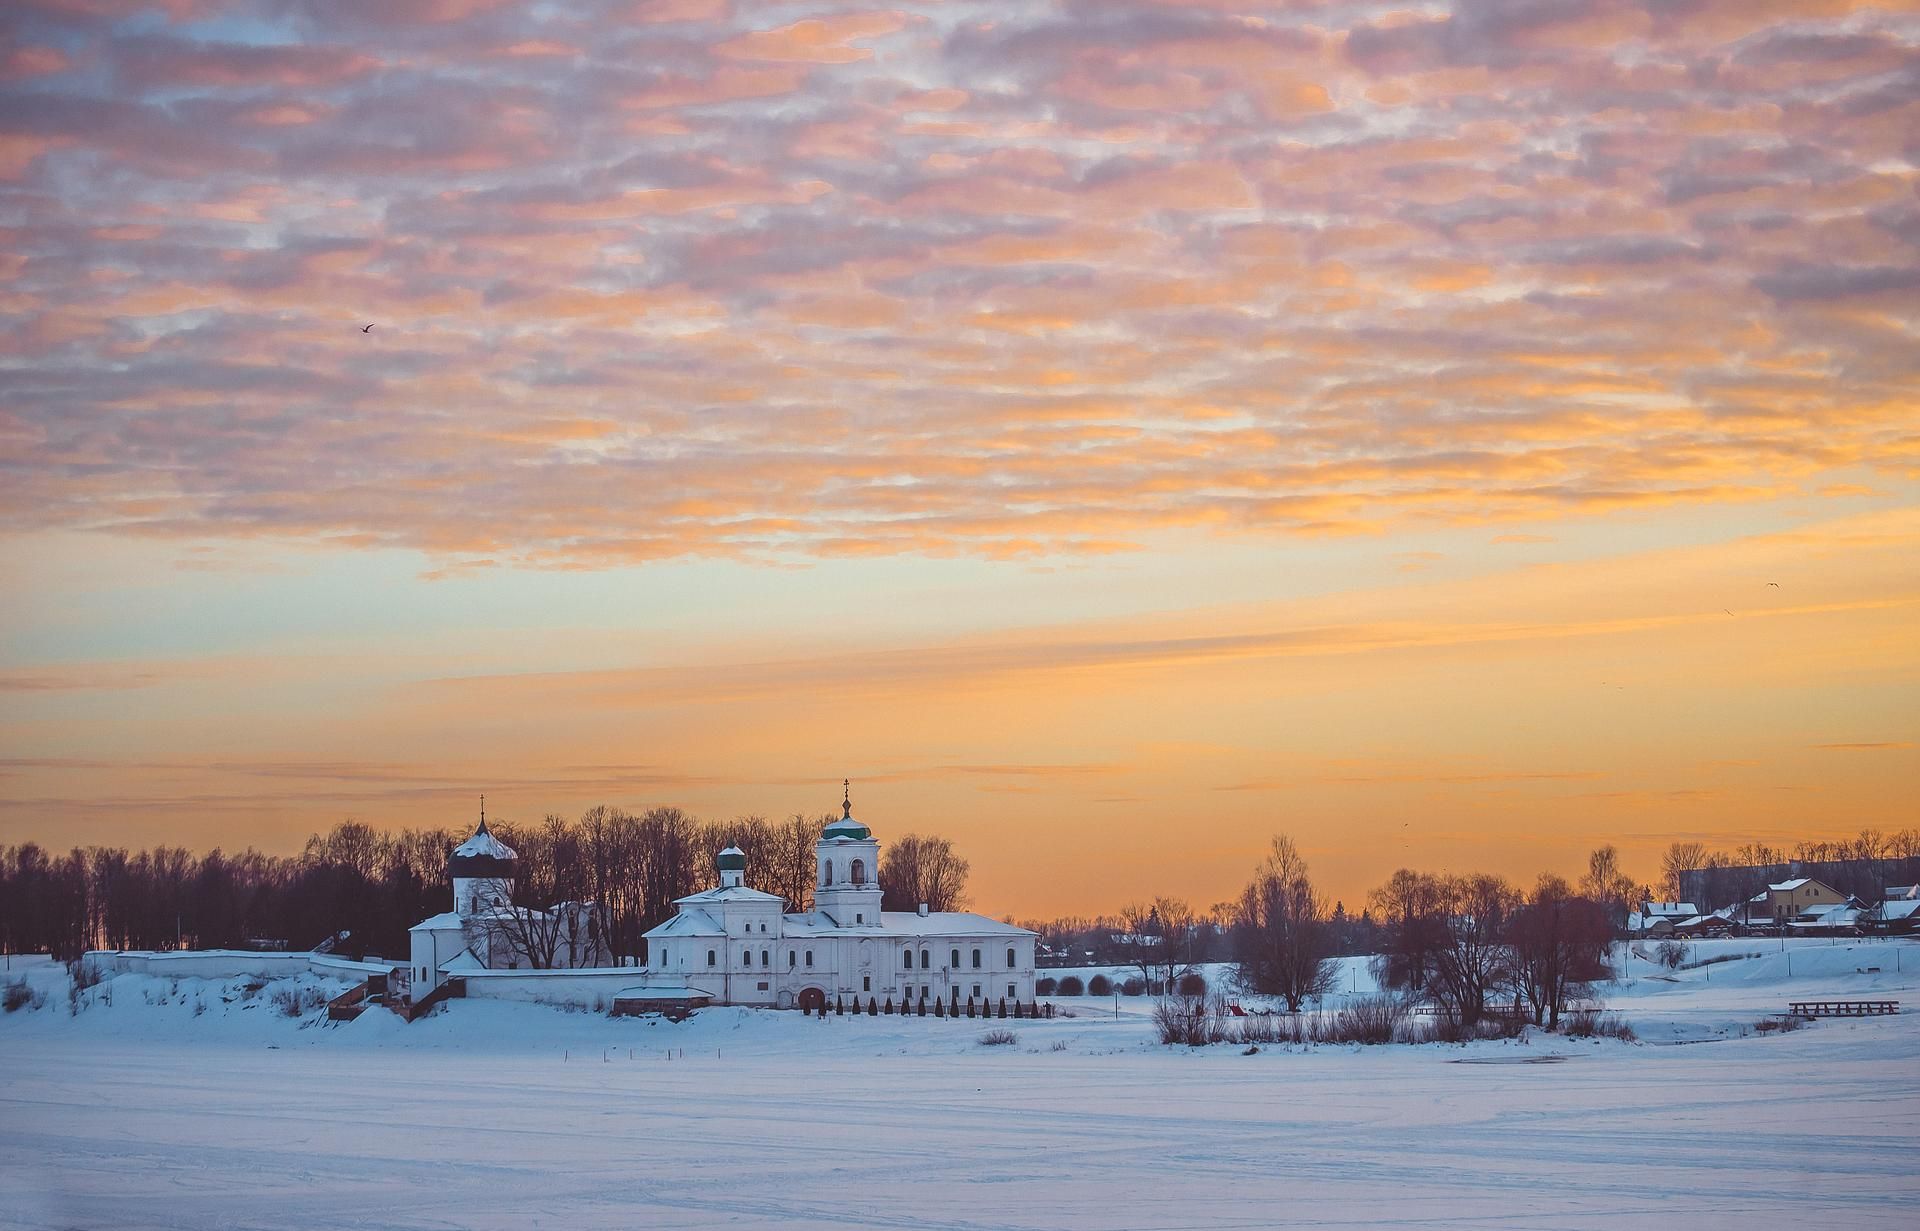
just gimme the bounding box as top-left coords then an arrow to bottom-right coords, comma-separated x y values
815,781 -> 882,927
449,806 -> 517,916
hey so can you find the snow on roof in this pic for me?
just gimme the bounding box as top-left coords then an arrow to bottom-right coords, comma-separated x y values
673,885 -> 787,906
1768,878 -> 1812,891
782,911 -> 1036,938
453,822 -> 517,861
438,949 -> 484,973
642,908 -> 724,939
1640,901 -> 1698,917
1880,899 -> 1920,921
1887,885 -> 1919,901
410,912 -> 467,932
1799,903 -> 1856,921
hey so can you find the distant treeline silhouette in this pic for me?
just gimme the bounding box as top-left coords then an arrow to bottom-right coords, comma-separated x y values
0,807 -> 973,963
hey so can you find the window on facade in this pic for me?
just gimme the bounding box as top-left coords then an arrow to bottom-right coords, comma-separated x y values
850,858 -> 866,885
920,948 -> 930,968
760,950 -> 769,967
1007,948 -> 1016,968
788,950 -> 796,967
951,948 -> 960,968
862,976 -> 871,992
856,913 -> 863,924
742,949 -> 750,965
1008,983 -> 1016,998
972,948 -> 982,968
805,950 -> 813,967
707,949 -> 716,966
972,984 -> 981,999
823,863 -> 832,887
903,949 -> 913,968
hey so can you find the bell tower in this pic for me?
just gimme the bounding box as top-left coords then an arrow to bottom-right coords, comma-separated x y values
815,780 -> 882,927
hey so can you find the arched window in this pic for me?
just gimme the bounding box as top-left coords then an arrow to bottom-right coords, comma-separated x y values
1007,947 -> 1016,968
707,949 -> 716,967
972,948 -> 982,969
903,948 -> 913,969
920,948 -> 930,969
741,948 -> 750,965
761,950 -> 769,967
822,862 -> 833,887
850,858 -> 866,885
805,950 -> 813,968
788,950 -> 796,967
950,948 -> 960,969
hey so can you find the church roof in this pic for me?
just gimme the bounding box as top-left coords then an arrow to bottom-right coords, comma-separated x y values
672,885 -> 786,907
453,819 -> 516,861
642,908 -> 725,939
410,912 -> 467,933
779,910 -> 1035,938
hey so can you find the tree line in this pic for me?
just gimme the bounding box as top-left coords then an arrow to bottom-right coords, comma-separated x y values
0,808 -> 971,964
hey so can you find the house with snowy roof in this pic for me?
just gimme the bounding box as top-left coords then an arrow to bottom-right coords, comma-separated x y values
1627,902 -> 1699,936
1874,887 -> 1920,934
1734,878 -> 1846,927
640,792 -> 1037,1012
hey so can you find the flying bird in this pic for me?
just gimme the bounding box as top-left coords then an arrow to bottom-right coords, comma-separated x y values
1767,581 -> 1779,587
361,323 -> 374,333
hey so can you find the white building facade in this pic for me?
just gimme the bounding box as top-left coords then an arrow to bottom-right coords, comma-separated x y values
643,801 -> 1037,1011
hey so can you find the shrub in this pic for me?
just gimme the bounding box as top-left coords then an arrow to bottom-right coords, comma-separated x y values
1755,1014 -> 1803,1034
1087,974 -> 1111,996
68,959 -> 103,991
1035,976 -> 1057,995
1177,971 -> 1207,996
270,985 -> 327,1019
978,1029 -> 1017,1046
3,979 -> 32,1013
1333,996 -> 1405,1045
1057,975 -> 1085,996
1121,977 -> 1145,996
1153,995 -> 1227,1046
1656,939 -> 1687,970
1562,1007 -> 1634,1040
1050,1039 -> 1069,1052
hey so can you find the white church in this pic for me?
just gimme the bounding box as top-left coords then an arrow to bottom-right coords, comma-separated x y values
410,793 -> 1037,1014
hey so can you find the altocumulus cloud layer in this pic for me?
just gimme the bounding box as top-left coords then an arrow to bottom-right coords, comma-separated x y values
2,0 -> 1917,567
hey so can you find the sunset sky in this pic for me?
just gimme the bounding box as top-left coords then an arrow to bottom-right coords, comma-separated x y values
1,0 -> 1916,916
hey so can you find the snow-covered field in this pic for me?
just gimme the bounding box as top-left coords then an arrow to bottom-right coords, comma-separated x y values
3,939 -> 1917,1229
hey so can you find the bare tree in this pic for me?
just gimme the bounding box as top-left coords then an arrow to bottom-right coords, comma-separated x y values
1580,845 -> 1636,929
1368,868 -> 1449,991
1426,874 -> 1520,1028
1119,897 -> 1193,991
1658,842 -> 1708,901
880,834 -> 970,913
1232,835 -> 1335,1011
764,814 -> 825,913
1508,874 -> 1612,1028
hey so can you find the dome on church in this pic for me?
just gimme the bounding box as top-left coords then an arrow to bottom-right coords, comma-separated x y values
448,818 -> 518,880
715,846 -> 747,872
823,815 -> 870,841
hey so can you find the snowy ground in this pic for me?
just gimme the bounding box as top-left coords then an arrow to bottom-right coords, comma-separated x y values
3,940 -> 1917,1229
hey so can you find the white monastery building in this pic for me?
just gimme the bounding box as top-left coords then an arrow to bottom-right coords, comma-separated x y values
642,795 -> 1037,1011
409,793 -> 1037,1013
